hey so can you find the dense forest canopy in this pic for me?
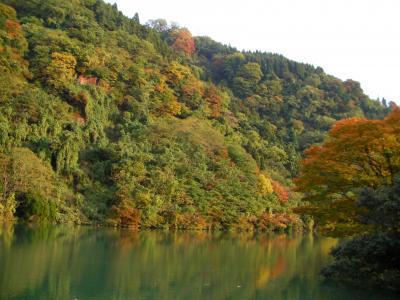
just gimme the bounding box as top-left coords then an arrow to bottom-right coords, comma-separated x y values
0,0 -> 390,230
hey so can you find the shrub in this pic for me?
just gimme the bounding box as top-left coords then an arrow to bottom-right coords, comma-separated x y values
16,193 -> 58,222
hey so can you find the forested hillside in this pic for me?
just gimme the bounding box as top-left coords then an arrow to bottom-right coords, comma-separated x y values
0,0 -> 389,229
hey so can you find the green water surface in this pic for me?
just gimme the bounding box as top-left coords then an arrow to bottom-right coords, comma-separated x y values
0,225 -> 395,300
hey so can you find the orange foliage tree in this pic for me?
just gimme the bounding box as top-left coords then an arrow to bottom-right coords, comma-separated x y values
295,108 -> 400,235
271,180 -> 289,203
170,28 -> 195,56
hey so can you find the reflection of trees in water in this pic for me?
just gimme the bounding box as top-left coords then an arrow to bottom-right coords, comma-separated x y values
0,226 -> 345,300
0,223 -> 15,248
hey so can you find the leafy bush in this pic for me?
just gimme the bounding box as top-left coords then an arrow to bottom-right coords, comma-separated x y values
16,193 -> 58,222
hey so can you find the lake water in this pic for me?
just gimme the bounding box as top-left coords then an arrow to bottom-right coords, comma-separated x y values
0,225 -> 396,300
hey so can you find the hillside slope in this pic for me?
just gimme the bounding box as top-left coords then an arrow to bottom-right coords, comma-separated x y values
0,0 -> 389,229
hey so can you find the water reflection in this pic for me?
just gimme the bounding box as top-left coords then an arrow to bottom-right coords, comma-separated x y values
0,225 -> 395,300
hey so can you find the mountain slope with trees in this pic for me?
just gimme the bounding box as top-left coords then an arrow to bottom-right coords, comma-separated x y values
0,0 -> 390,229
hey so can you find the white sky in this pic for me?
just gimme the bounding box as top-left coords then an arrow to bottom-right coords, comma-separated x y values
105,0 -> 400,104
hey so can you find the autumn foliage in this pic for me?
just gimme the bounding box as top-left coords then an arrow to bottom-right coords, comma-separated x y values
257,212 -> 301,231
297,108 -> 400,196
0,0 -> 390,232
295,108 -> 400,234
271,180 -> 289,203
171,28 -> 195,56
204,84 -> 222,118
